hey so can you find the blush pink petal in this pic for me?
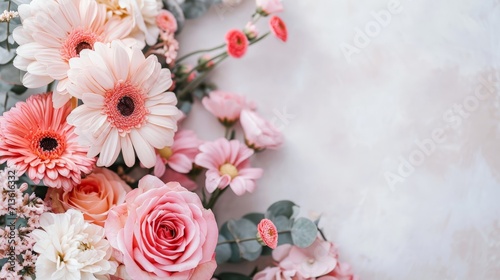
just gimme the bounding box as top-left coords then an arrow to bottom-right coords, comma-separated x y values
105,175 -> 217,279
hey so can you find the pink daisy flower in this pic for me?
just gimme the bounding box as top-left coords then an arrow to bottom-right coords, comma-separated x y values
269,15 -> 288,42
257,218 -> 278,249
13,0 -> 135,108
225,29 -> 249,58
194,138 -> 263,196
66,41 -> 181,168
0,93 -> 95,191
201,90 -> 256,126
153,130 -> 203,177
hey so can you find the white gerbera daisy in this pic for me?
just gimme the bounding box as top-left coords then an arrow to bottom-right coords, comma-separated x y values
66,41 -> 180,168
97,0 -> 163,46
31,209 -> 117,280
13,0 -> 136,108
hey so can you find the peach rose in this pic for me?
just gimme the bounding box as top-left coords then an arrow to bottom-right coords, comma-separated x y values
46,168 -> 131,226
105,175 -> 218,280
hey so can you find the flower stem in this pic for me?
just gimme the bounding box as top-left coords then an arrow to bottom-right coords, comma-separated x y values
205,186 -> 229,209
176,52 -> 227,84
217,230 -> 291,245
6,0 -> 11,52
176,53 -> 228,100
176,43 -> 226,64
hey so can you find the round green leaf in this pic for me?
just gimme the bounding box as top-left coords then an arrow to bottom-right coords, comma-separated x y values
265,200 -> 298,220
291,217 -> 318,248
215,234 -> 232,264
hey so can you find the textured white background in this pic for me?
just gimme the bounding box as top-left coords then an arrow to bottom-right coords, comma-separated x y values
178,0 -> 500,279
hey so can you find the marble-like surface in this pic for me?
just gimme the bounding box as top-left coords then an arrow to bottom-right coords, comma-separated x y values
178,0 -> 500,279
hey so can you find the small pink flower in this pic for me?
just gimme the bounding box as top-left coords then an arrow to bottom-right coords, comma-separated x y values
225,29 -> 249,58
244,22 -> 259,40
194,138 -> 263,195
240,109 -> 283,150
257,219 -> 278,249
256,0 -> 283,15
198,54 -> 215,71
273,238 -> 338,278
160,31 -> 179,65
201,91 -> 256,126
153,130 -> 203,177
105,175 -> 218,279
156,9 -> 178,33
269,16 -> 288,42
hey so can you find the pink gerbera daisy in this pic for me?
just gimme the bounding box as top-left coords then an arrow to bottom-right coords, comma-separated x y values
13,0 -> 135,108
0,93 -> 95,191
66,41 -> 180,168
153,130 -> 203,177
257,218 -> 278,249
194,138 -> 263,195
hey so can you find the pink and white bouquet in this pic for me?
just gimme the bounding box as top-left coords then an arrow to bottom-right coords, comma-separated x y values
0,0 -> 357,279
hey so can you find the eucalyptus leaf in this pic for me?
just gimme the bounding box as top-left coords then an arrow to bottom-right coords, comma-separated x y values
215,235 -> 232,264
242,212 -> 264,225
0,47 -> 16,65
220,222 -> 242,262
227,218 -> 262,261
0,63 -> 22,84
291,217 -> 318,248
180,0 -> 214,19
265,200 -> 297,220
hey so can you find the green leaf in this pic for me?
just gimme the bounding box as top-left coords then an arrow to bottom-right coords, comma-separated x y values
0,63 -> 22,84
271,215 -> 293,245
227,218 -> 262,261
265,200 -> 298,220
180,0 -> 214,19
291,217 -> 318,248
220,222 -> 241,262
215,234 -> 232,264
242,212 -> 264,225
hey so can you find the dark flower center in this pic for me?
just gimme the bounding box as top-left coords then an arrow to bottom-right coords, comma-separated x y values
117,96 -> 135,116
75,42 -> 92,55
39,137 -> 58,151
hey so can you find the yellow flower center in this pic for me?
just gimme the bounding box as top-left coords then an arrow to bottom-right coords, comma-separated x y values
158,146 -> 173,160
219,163 -> 238,179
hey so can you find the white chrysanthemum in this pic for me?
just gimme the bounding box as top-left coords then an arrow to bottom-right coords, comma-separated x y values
66,41 -> 180,168
97,0 -> 163,46
13,0 -> 136,108
31,209 -> 117,280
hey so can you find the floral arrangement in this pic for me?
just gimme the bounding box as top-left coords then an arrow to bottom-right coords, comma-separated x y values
0,0 -> 358,279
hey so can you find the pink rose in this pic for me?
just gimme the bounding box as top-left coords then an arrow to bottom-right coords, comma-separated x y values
46,168 -> 131,226
240,109 -> 283,150
256,0 -> 283,15
202,91 -> 256,126
273,238 -> 338,278
105,175 -> 218,280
